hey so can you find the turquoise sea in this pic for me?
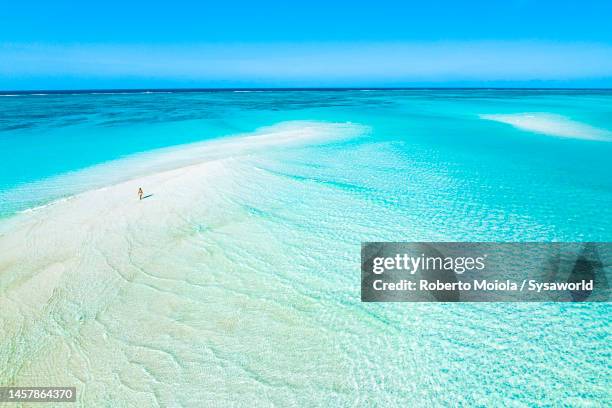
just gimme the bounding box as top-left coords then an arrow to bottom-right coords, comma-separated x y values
2,89 -> 612,240
0,89 -> 611,406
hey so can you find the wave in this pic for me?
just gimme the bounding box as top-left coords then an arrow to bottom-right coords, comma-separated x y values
17,196 -> 74,214
89,91 -> 173,95
480,113 -> 612,141
0,91 -> 178,97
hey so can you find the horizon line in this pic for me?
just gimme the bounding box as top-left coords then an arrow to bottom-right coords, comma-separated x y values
2,86 -> 612,95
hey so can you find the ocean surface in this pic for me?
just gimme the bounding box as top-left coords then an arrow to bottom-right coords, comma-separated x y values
1,89 -> 612,239
0,89 -> 611,406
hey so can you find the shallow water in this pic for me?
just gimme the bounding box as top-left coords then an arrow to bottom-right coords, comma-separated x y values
0,90 -> 611,406
1,89 -> 612,236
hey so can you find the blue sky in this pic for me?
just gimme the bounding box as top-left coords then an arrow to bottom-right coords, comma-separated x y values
1,1 -> 612,89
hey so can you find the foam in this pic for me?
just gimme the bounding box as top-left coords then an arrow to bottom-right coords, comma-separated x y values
480,113 -> 612,141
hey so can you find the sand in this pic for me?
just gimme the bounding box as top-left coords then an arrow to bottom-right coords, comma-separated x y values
479,113 -> 612,141
0,121 -> 368,406
1,119 -> 609,406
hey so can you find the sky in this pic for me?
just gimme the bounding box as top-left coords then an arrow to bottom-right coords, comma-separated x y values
1,0 -> 612,89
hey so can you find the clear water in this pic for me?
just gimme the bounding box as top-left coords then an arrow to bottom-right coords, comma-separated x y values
2,89 -> 612,240
0,90 -> 610,406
